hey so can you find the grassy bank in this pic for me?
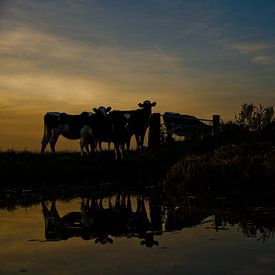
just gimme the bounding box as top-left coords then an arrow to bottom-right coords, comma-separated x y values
1,142 -> 274,196
165,143 -> 275,194
0,149 -> 178,189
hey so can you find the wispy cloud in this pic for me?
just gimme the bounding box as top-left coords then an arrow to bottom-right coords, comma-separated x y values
0,26 -> 180,79
252,55 -> 275,65
230,42 -> 274,54
226,41 -> 275,66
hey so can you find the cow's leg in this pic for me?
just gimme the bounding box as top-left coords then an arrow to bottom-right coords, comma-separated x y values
127,194 -> 132,213
81,198 -> 90,227
80,126 -> 93,156
115,194 -> 121,209
42,200 -> 51,216
89,138 -> 96,154
119,144 -> 125,159
50,129 -> 61,153
135,133 -> 141,149
114,146 -> 119,160
50,200 -> 61,220
80,136 -> 90,156
98,141 -> 103,152
80,141 -> 86,156
126,136 -> 131,151
85,144 -> 90,153
114,143 -> 120,160
108,196 -> 113,209
99,198 -> 103,209
121,193 -> 126,207
80,128 -> 87,156
140,132 -> 146,148
41,130 -> 52,153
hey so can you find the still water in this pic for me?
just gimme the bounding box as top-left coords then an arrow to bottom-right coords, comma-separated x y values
1,187 -> 275,275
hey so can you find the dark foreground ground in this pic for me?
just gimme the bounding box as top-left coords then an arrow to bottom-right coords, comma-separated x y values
0,142 -> 274,195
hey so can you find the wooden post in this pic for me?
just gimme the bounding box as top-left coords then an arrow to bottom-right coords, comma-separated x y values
148,113 -> 160,150
212,114 -> 220,135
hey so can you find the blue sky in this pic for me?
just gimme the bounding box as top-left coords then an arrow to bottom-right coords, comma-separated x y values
0,0 -> 275,150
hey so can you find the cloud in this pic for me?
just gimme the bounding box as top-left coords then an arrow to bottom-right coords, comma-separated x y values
0,26 -> 181,80
230,42 -> 274,54
0,73 -> 111,111
252,55 -> 275,65
227,41 -> 275,66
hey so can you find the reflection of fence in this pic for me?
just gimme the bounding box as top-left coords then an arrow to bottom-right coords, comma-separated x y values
148,113 -> 220,149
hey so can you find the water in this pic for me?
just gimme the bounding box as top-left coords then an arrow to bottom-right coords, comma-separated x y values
1,188 -> 275,275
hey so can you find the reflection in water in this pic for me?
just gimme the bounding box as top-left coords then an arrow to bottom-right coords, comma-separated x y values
40,191 -> 275,246
42,194 -> 161,247
1,185 -> 275,246
2,185 -> 275,275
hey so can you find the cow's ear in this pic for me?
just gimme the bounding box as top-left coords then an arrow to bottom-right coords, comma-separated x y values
93,108 -> 98,113
106,106 -> 112,112
151,102 -> 157,107
138,103 -> 143,108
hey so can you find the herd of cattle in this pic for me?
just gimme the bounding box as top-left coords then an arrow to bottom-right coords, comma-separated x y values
41,100 -> 157,159
41,99 -> 213,158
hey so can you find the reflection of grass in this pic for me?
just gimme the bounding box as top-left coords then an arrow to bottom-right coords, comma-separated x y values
166,143 -> 275,193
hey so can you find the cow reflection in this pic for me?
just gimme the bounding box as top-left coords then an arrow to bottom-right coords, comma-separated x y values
42,195 -> 162,247
42,200 -> 83,240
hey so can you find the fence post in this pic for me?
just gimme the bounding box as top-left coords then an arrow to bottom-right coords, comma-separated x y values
148,113 -> 160,150
212,114 -> 220,135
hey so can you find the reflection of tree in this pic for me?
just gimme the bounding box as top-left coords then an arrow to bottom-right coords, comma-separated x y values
235,207 -> 275,242
165,195 -> 210,232
3,186 -> 275,244
164,187 -> 275,242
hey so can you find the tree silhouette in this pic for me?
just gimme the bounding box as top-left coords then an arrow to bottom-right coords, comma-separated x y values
235,103 -> 274,132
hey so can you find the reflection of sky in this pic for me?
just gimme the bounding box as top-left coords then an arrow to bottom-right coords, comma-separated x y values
0,0 -> 275,150
1,199 -> 275,274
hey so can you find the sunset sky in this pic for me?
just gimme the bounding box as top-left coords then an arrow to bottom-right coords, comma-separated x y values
0,0 -> 275,151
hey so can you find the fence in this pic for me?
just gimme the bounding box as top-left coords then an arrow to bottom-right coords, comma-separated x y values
148,113 -> 220,150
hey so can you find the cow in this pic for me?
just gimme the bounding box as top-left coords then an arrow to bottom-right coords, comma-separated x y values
163,112 -> 211,140
120,100 -> 157,149
79,106 -> 114,155
80,100 -> 157,158
41,111 -> 96,154
90,106 -> 130,160
92,100 -> 157,150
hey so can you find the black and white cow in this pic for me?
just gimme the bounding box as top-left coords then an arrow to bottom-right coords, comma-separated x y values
80,100 -> 157,158
163,112 -> 211,140
41,111 -> 95,154
114,100 -> 157,150
90,100 -> 156,159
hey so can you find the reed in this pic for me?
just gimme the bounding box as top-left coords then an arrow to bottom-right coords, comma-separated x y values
165,143 -> 275,194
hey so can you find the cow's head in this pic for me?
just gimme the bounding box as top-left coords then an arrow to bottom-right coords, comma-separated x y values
138,100 -> 157,114
93,106 -> 112,117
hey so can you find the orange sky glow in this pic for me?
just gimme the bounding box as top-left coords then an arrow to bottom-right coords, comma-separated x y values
0,1 -> 274,151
